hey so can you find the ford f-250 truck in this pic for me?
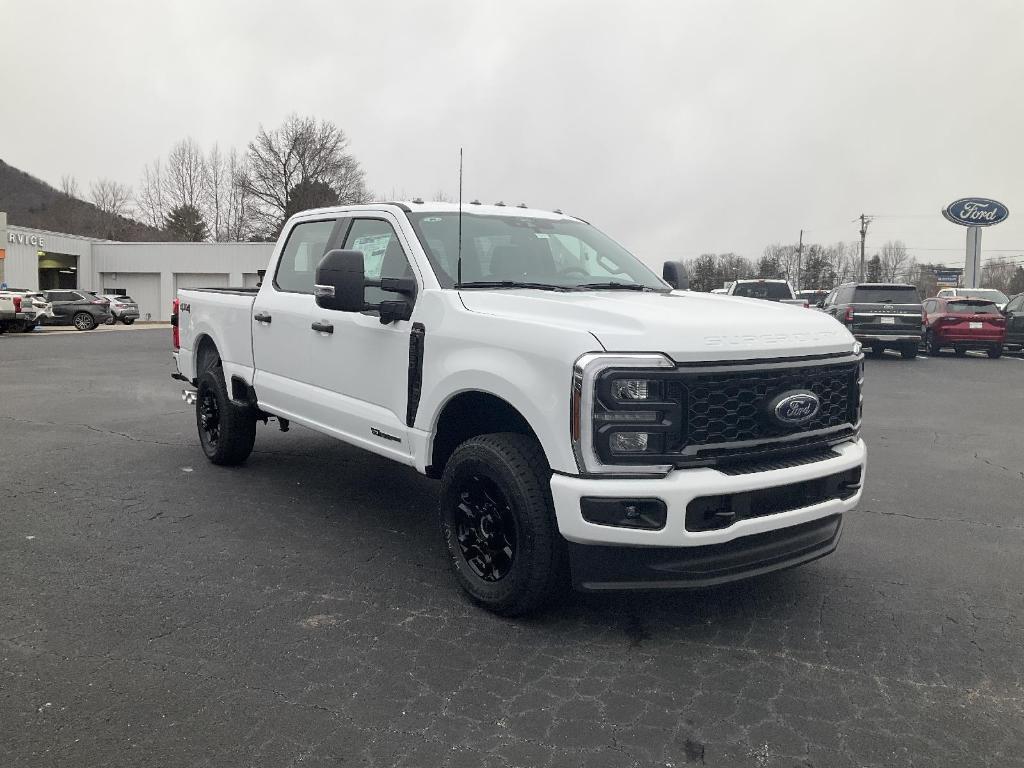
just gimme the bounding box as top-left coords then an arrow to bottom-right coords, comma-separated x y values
172,202 -> 866,615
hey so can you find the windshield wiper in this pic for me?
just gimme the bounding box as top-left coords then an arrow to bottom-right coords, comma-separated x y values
455,281 -> 570,292
574,282 -> 655,291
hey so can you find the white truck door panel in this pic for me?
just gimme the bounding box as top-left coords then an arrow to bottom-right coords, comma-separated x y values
252,218 -> 339,419
306,214 -> 416,461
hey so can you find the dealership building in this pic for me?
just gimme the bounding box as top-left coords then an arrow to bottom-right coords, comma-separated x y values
0,212 -> 273,321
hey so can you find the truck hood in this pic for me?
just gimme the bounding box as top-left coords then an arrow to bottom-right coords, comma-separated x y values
458,289 -> 856,361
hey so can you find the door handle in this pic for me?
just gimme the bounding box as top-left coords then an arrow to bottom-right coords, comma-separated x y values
254,312 -> 272,324
311,321 -> 334,334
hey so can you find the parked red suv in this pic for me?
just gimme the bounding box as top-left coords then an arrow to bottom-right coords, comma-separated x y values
922,297 -> 1006,358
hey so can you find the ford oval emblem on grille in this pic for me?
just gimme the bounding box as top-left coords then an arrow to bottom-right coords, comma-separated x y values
768,390 -> 820,427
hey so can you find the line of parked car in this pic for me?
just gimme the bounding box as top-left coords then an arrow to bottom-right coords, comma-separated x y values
708,279 -> 1020,360
0,289 -> 140,333
812,283 -> 1019,359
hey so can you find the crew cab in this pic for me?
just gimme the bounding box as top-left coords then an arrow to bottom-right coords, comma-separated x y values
0,289 -> 53,332
172,202 -> 866,615
726,279 -> 807,306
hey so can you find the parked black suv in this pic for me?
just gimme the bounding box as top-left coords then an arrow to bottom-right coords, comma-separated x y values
820,282 -> 923,359
42,290 -> 112,331
1004,292 -> 1024,351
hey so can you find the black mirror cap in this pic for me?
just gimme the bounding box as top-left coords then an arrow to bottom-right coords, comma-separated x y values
816,301 -> 825,308
315,249 -> 365,312
662,261 -> 689,290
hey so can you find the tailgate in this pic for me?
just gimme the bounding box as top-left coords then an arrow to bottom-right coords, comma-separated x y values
851,303 -> 922,334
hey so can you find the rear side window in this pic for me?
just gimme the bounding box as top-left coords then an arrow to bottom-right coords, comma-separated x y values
852,286 -> 920,303
275,219 -> 337,294
947,300 -> 1000,314
732,282 -> 792,299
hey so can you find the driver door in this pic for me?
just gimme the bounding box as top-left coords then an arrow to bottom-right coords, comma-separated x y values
306,213 -> 420,462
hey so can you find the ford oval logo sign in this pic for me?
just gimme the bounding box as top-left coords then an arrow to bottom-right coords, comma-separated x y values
942,198 -> 1009,228
769,390 -> 820,428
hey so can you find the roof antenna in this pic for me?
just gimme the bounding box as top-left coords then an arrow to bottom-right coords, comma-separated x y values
457,147 -> 464,286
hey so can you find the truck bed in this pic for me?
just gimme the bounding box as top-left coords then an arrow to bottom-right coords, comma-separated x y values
176,288 -> 259,382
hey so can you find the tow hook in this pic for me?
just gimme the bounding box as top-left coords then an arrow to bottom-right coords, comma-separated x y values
182,388 -> 197,406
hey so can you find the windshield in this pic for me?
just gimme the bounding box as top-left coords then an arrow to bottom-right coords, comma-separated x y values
958,289 -> 1008,304
408,212 -> 668,291
947,300 -> 1000,314
731,282 -> 793,300
853,285 -> 920,303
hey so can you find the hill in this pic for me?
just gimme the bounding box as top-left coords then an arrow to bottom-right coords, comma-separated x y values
0,159 -> 164,241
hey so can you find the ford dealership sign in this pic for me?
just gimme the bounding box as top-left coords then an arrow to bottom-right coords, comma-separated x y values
942,198 -> 1009,227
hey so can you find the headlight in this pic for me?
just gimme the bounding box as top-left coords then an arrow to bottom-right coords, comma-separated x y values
852,341 -> 863,355
571,353 -> 676,476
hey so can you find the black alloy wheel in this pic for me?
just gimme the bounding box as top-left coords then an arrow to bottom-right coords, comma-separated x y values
197,386 -> 221,452
453,473 -> 518,582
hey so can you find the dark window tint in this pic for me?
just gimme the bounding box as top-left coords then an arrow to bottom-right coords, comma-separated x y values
947,300 -> 1000,314
343,219 -> 414,305
275,219 -> 336,294
1006,295 -> 1024,312
852,285 -> 920,303
731,282 -> 793,300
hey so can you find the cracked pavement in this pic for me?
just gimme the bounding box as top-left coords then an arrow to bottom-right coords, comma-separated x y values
1,331 -> 1023,767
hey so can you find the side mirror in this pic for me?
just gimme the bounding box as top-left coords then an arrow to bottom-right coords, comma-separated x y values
315,249 -> 366,312
662,261 -> 689,290
815,301 -> 825,308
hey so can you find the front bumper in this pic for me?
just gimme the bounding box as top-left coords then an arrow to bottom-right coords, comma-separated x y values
550,438 -> 865,587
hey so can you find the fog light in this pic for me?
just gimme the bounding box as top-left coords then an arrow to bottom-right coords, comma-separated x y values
612,378 -> 651,400
581,497 -> 667,529
610,431 -> 649,452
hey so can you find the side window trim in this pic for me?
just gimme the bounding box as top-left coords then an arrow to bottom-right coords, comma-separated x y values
272,217 -> 345,295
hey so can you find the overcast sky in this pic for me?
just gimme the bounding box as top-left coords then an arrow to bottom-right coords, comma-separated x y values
3,0 -> 1023,269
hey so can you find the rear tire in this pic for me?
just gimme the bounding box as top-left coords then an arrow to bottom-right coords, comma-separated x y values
954,346 -> 967,357
867,346 -> 885,358
900,344 -> 918,360
73,312 -> 96,331
439,433 -> 568,616
987,346 -> 1003,359
123,318 -> 135,325
195,368 -> 257,466
21,322 -> 37,333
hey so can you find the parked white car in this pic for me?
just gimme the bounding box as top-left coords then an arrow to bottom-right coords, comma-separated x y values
98,294 -> 141,324
935,287 -> 1009,310
173,202 -> 866,615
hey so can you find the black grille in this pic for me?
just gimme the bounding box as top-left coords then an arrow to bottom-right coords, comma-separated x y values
682,362 -> 859,449
686,467 -> 862,531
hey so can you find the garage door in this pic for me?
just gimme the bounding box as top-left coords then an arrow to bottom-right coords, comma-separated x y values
174,273 -> 230,293
99,272 -> 161,322
242,272 -> 261,288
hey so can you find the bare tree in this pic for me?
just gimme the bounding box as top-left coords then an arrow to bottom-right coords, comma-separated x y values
89,178 -> 133,239
164,137 -> 208,213
60,175 -> 80,198
879,240 -> 909,282
225,148 -> 254,241
137,159 -> 167,230
237,114 -> 369,237
205,143 -> 230,240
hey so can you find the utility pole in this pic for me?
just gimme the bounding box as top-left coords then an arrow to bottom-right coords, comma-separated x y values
858,214 -> 870,282
796,229 -> 804,291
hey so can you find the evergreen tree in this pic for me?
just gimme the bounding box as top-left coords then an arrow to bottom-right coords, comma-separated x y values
165,204 -> 210,242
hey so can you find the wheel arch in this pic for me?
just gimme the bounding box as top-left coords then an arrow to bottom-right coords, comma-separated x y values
427,390 -> 547,479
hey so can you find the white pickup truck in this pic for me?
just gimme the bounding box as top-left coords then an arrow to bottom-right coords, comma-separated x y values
173,202 -> 866,615
726,278 -> 808,307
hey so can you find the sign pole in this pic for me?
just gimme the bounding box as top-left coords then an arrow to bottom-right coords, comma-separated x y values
965,226 -> 982,288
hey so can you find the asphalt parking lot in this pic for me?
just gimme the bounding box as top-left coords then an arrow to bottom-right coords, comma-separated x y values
2,329 -> 1022,768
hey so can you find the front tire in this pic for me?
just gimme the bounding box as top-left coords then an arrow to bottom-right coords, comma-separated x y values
439,433 -> 567,616
195,368 -> 257,466
867,346 -> 885,358
21,322 -> 37,333
987,346 -> 1003,359
926,331 -> 941,355
73,312 -> 96,331
954,346 -> 967,357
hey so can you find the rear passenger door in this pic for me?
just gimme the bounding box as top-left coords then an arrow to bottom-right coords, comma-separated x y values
251,217 -> 345,420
